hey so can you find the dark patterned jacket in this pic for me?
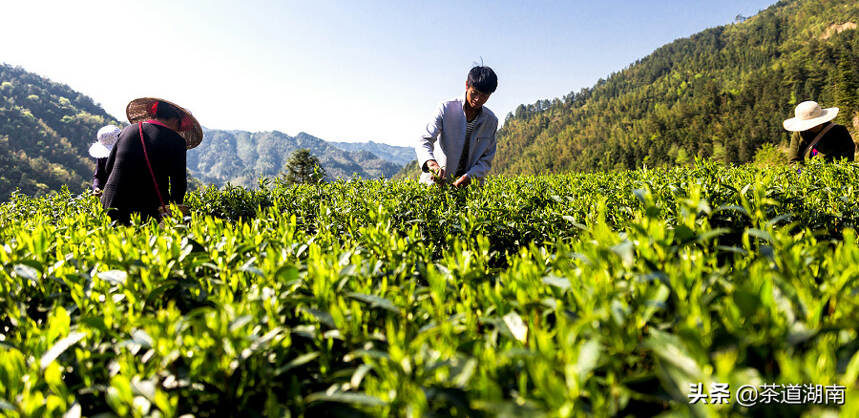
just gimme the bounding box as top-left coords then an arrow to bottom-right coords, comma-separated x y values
100,122 -> 186,223
93,158 -> 108,191
787,122 -> 855,164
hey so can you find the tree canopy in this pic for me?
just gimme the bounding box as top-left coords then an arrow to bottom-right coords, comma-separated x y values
491,0 -> 859,175
282,148 -> 326,184
0,64 -> 121,199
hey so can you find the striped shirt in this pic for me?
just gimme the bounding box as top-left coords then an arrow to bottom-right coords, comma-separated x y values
416,93 -> 499,185
455,118 -> 478,177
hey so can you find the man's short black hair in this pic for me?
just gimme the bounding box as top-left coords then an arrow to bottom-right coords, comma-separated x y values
467,66 -> 498,93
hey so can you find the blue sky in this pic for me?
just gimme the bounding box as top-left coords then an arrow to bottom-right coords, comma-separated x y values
1,0 -> 776,147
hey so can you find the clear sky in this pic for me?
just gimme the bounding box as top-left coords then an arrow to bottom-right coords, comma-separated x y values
1,0 -> 776,147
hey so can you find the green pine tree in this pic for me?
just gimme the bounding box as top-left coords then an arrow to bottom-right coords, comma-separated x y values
835,47 -> 859,126
282,149 -> 326,184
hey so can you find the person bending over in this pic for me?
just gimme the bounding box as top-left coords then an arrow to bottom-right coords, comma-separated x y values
101,98 -> 201,224
416,66 -> 499,187
89,125 -> 121,195
785,100 -> 855,164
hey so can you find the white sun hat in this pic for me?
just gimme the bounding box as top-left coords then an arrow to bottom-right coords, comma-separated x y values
783,101 -> 839,132
88,125 -> 121,158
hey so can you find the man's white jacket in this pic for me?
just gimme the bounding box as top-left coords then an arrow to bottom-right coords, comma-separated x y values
415,94 -> 498,184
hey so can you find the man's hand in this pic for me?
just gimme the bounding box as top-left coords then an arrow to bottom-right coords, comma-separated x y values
453,174 -> 471,188
426,160 -> 446,184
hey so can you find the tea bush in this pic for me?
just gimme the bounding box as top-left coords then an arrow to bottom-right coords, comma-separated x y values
1,160 -> 858,417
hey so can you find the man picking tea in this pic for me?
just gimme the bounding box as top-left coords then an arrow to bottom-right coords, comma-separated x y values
416,66 -> 498,187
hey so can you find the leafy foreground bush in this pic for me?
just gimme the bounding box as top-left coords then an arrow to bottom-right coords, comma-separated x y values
1,160 -> 858,417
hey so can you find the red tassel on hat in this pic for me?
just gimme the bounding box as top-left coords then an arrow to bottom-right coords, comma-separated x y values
179,114 -> 192,131
150,101 -> 159,116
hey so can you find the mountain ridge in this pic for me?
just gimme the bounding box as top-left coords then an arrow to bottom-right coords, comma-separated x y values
490,0 -> 859,175
185,129 -> 407,189
328,139 -> 415,166
0,63 -> 413,198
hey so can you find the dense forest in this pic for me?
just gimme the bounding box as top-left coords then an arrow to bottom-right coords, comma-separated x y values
0,64 -> 120,199
489,0 -> 859,175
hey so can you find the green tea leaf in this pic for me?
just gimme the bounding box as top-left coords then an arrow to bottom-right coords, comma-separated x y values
346,292 -> 400,314
503,311 -> 528,344
542,275 -> 570,290
12,264 -> 39,283
40,331 -> 85,370
576,339 -> 601,381
276,352 -> 320,375
97,270 -> 127,285
305,392 -> 386,407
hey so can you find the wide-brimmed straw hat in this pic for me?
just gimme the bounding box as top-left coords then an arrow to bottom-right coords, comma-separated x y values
126,97 -> 203,149
88,124 -> 121,158
783,101 -> 839,132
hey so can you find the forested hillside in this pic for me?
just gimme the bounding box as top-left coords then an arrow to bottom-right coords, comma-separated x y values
493,0 -> 859,175
0,64 -> 120,199
1,63 -> 410,197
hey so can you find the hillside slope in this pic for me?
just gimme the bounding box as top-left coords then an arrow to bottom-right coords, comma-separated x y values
1,64 -> 407,197
0,64 -> 120,199
493,0 -> 859,175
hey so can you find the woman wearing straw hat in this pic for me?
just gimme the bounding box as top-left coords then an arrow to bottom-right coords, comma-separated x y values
785,101 -> 855,164
89,125 -> 120,195
101,97 -> 202,224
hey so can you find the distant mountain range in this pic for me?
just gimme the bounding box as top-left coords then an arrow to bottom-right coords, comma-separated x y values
328,140 -> 415,166
0,62 -> 413,199
189,130 -> 412,188
6,0 -> 857,197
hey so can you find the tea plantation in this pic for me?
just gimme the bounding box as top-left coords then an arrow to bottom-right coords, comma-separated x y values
1,160 -> 858,417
